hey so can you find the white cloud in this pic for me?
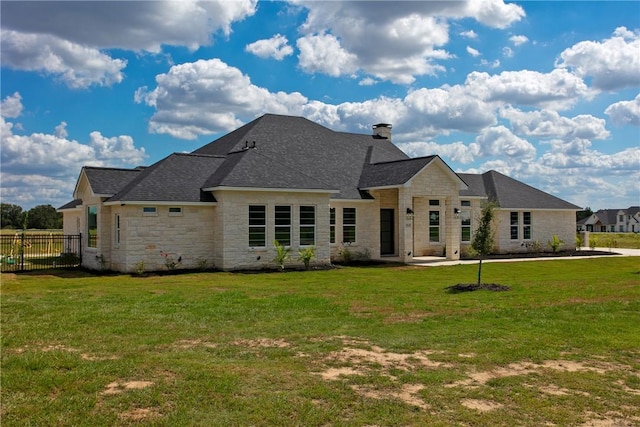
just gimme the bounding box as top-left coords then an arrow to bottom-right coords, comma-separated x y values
135,59 -> 311,139
501,107 -> 610,140
0,1 -> 257,88
502,46 -> 513,58
399,140 -> 477,164
466,46 -> 481,57
480,59 -> 501,68
358,77 -> 378,86
294,0 -> 522,83
556,26 -> 640,91
605,94 -> 640,126
297,33 -> 358,77
1,100 -> 146,209
0,1 -> 258,52
1,92 -> 23,118
0,30 -> 127,89
245,34 -> 293,60
509,35 -> 528,46
460,30 -> 478,39
470,125 -> 536,159
465,69 -> 592,110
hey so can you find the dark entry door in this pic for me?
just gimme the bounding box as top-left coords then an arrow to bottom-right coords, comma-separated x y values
380,209 -> 395,255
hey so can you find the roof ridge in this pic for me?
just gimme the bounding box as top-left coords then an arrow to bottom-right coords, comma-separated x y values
369,155 -> 436,166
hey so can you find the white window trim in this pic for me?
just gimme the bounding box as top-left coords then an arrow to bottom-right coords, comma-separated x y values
143,206 -> 158,217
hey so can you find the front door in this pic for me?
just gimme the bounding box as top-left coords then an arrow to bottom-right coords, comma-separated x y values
380,209 -> 394,255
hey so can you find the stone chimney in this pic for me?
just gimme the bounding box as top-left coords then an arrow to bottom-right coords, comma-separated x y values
372,123 -> 392,140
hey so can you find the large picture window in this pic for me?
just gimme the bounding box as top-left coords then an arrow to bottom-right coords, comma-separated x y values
87,206 -> 97,248
299,206 -> 316,246
275,205 -> 291,246
343,208 -> 356,243
249,205 -> 266,247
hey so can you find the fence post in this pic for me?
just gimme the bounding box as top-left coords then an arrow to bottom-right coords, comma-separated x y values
20,232 -> 25,272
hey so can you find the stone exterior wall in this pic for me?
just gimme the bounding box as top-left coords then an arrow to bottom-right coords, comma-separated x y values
111,205 -> 216,272
494,209 -> 576,253
212,190 -> 332,271
329,199 -> 378,262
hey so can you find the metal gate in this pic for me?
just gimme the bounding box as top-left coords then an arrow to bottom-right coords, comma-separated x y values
0,233 -> 82,272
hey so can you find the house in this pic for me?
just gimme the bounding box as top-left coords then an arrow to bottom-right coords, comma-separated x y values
59,114 -> 580,272
577,207 -> 640,233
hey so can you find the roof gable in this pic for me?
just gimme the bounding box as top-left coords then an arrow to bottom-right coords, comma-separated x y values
75,166 -> 141,198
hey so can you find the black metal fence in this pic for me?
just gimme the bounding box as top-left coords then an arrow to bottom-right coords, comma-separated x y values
0,233 -> 82,272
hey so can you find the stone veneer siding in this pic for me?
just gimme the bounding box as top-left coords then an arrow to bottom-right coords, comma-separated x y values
494,209 -> 576,253
212,190 -> 332,271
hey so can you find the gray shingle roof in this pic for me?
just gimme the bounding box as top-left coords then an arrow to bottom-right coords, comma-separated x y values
359,156 -> 436,188
593,209 -> 619,225
82,167 -> 141,195
107,153 -> 223,203
58,199 -> 82,210
458,170 -> 581,210
67,114 -> 579,210
195,114 -> 408,199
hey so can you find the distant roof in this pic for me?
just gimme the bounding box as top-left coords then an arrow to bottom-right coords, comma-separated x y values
458,170 -> 581,210
593,209 -> 619,225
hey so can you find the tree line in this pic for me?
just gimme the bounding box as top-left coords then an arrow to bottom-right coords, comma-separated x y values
1,203 -> 63,230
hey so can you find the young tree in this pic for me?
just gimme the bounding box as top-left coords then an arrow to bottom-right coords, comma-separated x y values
471,203 -> 496,286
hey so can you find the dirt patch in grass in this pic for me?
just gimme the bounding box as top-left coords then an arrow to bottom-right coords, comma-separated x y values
446,283 -> 511,293
232,338 -> 291,348
101,381 -> 154,395
461,398 -> 504,412
119,407 -> 161,421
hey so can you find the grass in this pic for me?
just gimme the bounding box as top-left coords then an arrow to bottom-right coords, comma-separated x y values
2,257 -> 640,426
589,232 -> 640,249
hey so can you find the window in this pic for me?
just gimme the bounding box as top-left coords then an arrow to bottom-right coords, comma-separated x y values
143,206 -> 157,216
619,215 -> 624,222
115,214 -> 121,246
300,206 -> 316,246
429,210 -> 440,242
249,205 -> 266,247
343,208 -> 356,243
275,205 -> 291,246
330,208 -> 336,244
523,212 -> 532,240
169,207 -> 182,216
461,200 -> 471,207
429,199 -> 440,207
461,210 -> 471,242
87,206 -> 97,248
510,212 -> 519,240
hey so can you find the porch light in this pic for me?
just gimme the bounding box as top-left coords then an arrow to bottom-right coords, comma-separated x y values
406,208 -> 414,220
454,208 -> 461,219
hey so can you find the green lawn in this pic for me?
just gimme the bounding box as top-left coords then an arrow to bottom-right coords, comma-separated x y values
589,232 -> 640,249
2,258 -> 640,426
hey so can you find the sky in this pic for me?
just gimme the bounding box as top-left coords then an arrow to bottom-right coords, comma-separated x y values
1,0 -> 639,212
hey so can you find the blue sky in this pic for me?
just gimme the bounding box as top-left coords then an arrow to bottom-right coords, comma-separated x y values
1,0 -> 639,211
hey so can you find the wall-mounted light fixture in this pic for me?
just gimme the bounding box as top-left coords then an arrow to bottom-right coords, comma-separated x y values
406,208 -> 414,220
454,208 -> 461,219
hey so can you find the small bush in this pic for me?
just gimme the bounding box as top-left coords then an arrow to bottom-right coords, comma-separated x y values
297,247 -> 315,270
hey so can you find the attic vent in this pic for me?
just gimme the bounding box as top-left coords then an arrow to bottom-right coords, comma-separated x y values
372,123 -> 392,140
243,140 -> 256,149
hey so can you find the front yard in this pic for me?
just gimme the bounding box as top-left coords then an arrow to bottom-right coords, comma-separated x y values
2,257 -> 639,426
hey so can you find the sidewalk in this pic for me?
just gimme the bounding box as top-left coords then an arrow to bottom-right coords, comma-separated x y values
408,247 -> 640,267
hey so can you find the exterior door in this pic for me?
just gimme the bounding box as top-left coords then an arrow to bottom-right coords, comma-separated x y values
380,209 -> 394,255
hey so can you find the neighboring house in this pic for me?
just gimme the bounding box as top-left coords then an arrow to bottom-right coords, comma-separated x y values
59,114 -> 580,272
577,207 -> 640,232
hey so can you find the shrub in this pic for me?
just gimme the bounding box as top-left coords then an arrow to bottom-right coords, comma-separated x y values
297,247 -> 315,270
273,240 -> 291,270
548,235 -> 565,253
